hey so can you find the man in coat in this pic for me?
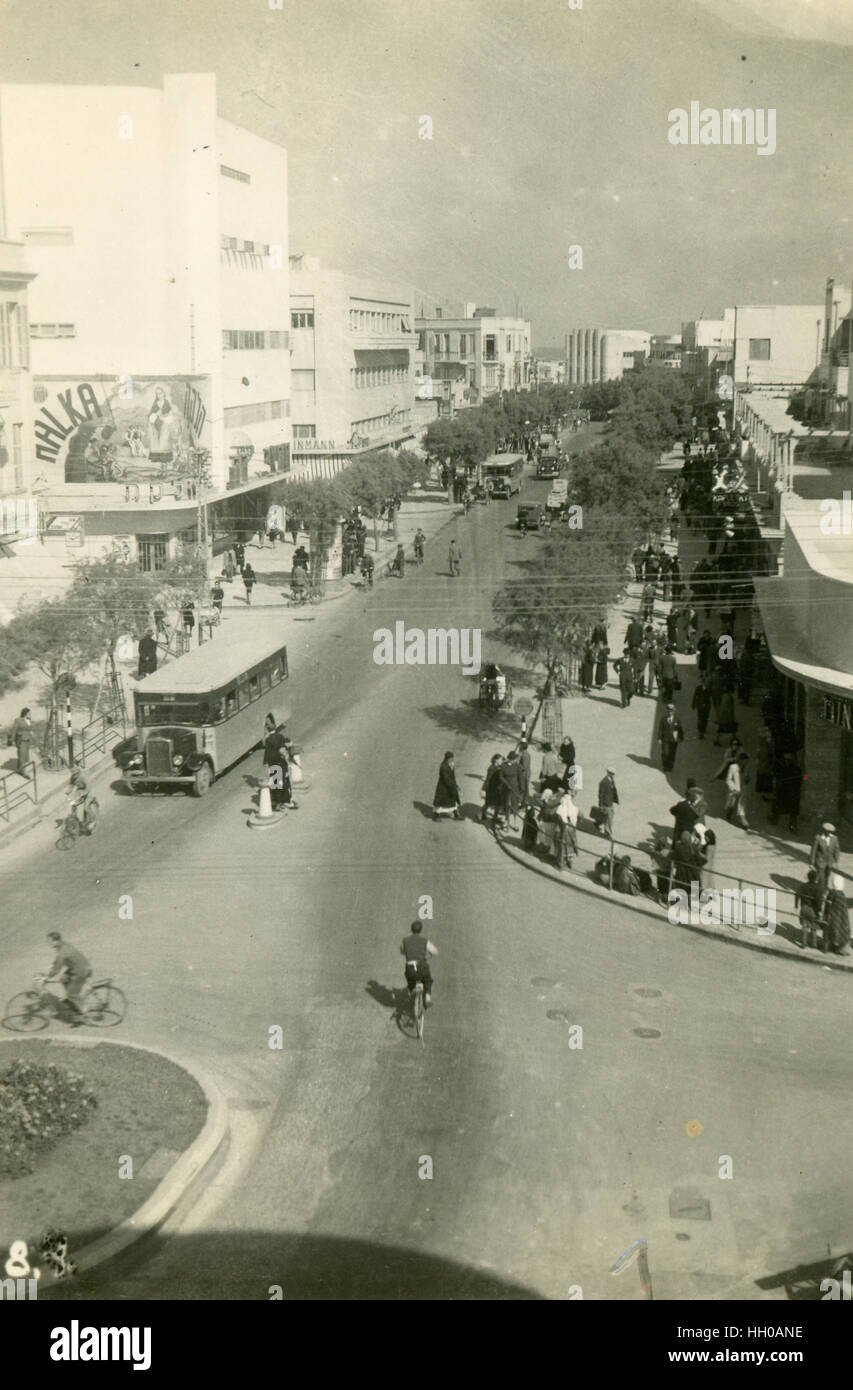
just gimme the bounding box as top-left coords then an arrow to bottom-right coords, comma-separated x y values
670,786 -> 703,846
691,675 -> 712,739
616,655 -> 635,709
12,707 -> 33,779
432,751 -> 462,820
810,822 -> 841,901
597,767 -> 619,839
137,629 -> 158,679
658,704 -> 685,772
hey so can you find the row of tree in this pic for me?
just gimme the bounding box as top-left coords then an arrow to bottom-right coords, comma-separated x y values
491,366 -> 695,708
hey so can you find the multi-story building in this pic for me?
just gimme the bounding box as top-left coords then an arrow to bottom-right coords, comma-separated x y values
681,311 -> 735,402
0,73 -> 292,568
732,303 -> 827,389
0,235 -> 36,543
289,254 -> 416,474
565,328 -> 650,384
649,334 -> 683,370
816,276 -> 853,429
416,305 -> 532,405
534,351 -> 568,385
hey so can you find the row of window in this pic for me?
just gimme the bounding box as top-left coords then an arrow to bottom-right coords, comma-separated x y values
352,411 -> 412,435
224,400 -> 290,427
292,424 -> 316,440
30,322 -> 75,338
222,330 -> 290,350
0,302 -> 30,370
349,309 -> 412,334
351,365 -> 409,389
220,164 -> 251,184
421,332 -> 525,357
0,421 -> 26,489
291,311 -> 314,329
221,236 -> 274,255
139,649 -> 288,728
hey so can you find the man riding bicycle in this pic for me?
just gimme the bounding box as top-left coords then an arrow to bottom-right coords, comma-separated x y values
68,768 -> 95,826
44,930 -> 92,1023
400,921 -> 438,1007
414,528 -> 426,564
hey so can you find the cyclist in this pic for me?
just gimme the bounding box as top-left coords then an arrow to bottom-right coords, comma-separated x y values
68,768 -> 96,829
400,920 -> 438,1008
44,930 -> 92,1023
414,528 -> 426,565
360,552 -> 375,588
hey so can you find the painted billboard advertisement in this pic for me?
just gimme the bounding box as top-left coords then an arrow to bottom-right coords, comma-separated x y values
33,376 -> 210,487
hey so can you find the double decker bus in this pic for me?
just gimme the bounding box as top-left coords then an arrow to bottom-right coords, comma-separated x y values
480,453 -> 525,498
119,630 -> 290,796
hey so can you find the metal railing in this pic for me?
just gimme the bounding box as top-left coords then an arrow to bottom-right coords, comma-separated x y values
502,811 -> 847,950
78,715 -> 123,769
0,761 -> 38,822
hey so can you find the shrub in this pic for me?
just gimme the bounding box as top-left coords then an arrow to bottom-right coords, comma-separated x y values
0,1059 -> 98,1178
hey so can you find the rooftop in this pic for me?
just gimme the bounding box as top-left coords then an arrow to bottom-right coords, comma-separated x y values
135,627 -> 289,694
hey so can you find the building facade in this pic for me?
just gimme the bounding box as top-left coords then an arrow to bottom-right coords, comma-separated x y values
565,328 -> 650,384
732,303 -> 826,389
0,236 -> 36,542
649,334 -> 683,369
0,74 -> 292,567
289,254 -> 416,474
416,305 -> 532,404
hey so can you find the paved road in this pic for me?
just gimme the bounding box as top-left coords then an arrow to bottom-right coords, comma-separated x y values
6,426 -> 853,1300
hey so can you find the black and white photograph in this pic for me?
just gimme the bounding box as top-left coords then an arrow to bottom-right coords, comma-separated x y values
1,0 -> 853,1345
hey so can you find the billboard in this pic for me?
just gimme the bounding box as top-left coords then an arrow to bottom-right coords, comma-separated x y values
33,376 -> 210,487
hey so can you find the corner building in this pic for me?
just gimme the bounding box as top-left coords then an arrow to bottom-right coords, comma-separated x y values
0,74 -> 292,568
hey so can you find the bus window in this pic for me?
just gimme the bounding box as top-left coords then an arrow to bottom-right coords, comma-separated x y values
237,681 -> 250,710
225,690 -> 237,718
210,698 -> 225,722
258,668 -> 270,694
248,674 -> 260,702
269,656 -> 282,685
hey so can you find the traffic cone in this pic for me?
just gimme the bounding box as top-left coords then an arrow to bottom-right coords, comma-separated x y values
248,783 -> 285,830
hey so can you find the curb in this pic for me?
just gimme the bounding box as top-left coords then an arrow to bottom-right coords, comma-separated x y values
0,1035 -> 229,1287
494,829 -> 853,975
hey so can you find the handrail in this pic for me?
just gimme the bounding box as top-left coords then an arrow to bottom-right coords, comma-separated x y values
0,760 -> 38,822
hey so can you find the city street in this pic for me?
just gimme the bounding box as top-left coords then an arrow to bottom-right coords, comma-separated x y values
5,441 -> 852,1301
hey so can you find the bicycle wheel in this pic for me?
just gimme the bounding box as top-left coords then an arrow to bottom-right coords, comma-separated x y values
413,985 -> 425,1046
82,984 -> 126,1027
3,992 -> 49,1032
56,816 -> 79,850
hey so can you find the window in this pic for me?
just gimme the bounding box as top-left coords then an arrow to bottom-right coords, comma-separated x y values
220,164 -> 251,184
29,323 -> 76,339
225,690 -> 238,717
224,400 -> 288,427
248,674 -> 260,702
507,336 -> 512,352
138,702 -> 208,727
293,424 -> 316,440
269,656 -> 282,684
136,535 -> 169,572
459,334 -> 467,358
749,338 -> 771,361
484,335 -> 497,361
291,310 -> 314,329
243,240 -> 255,253
258,669 -> 270,694
12,423 -> 23,489
222,330 -> 290,350
263,444 -> 291,473
443,334 -> 451,355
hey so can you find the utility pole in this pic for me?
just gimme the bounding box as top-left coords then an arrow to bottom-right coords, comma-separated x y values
193,448 -> 212,645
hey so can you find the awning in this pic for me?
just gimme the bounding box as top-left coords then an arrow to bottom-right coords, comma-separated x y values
755,576 -> 853,698
354,349 -> 409,366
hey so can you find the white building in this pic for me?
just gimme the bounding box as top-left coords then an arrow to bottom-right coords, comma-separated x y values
732,303 -> 827,389
565,328 -> 650,384
289,254 -> 416,474
416,304 -> 532,404
0,236 -> 36,541
0,74 -> 292,568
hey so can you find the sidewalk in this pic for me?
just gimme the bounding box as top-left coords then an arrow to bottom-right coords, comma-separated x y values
477,486 -> 853,969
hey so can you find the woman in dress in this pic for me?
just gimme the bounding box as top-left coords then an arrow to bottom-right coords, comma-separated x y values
580,643 -> 594,694
593,642 -> 609,690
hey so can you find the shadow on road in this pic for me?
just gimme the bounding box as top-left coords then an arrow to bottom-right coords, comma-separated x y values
421,701 -> 518,744
42,1230 -> 546,1300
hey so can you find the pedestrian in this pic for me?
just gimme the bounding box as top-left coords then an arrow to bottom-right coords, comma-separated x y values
713,682 -> 737,745
242,563 -> 256,605
391,543 -> 406,578
641,582 -> 655,624
691,676 -> 711,739
696,629 -> 714,675
222,552 -> 236,583
810,822 -> 841,902
591,618 -> 607,647
724,752 -> 750,828
234,541 -> 246,571
615,655 -> 634,708
448,539 -> 462,577
580,642 -> 594,694
266,736 -> 293,811
613,855 -> 641,895
517,740 -> 531,802
502,749 -> 524,830
824,874 -> 851,956
558,735 -> 576,778
137,629 -> 158,678
593,642 -> 609,690
670,787 -> 702,845
414,528 -> 426,565
796,869 -> 823,950
672,830 -> 706,897
596,767 -> 619,839
553,788 -> 579,869
211,583 -> 224,617
658,704 -> 684,772
658,645 -> 678,703
539,742 -> 563,794
181,598 -> 195,634
482,753 -> 505,826
521,802 -> 540,853
432,750 -> 462,821
625,616 -> 644,651
11,707 -> 33,779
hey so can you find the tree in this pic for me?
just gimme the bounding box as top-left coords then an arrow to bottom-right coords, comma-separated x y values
68,554 -> 158,721
0,597 -> 92,764
570,439 -> 670,538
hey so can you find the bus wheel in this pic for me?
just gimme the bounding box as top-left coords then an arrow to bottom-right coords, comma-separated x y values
192,763 -> 213,797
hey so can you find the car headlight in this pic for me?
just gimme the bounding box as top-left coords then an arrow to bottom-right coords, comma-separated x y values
172,755 -> 184,769
127,754 -> 143,768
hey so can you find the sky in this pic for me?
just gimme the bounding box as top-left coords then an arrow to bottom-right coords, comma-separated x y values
1,0 -> 851,345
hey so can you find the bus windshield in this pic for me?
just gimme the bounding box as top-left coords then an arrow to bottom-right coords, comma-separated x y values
137,699 -> 211,726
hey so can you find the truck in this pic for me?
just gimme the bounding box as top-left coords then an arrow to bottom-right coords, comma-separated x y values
546,479 -> 569,513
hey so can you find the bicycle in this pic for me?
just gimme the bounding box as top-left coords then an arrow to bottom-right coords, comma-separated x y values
412,981 -> 425,1047
3,976 -> 127,1032
56,797 -> 99,850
